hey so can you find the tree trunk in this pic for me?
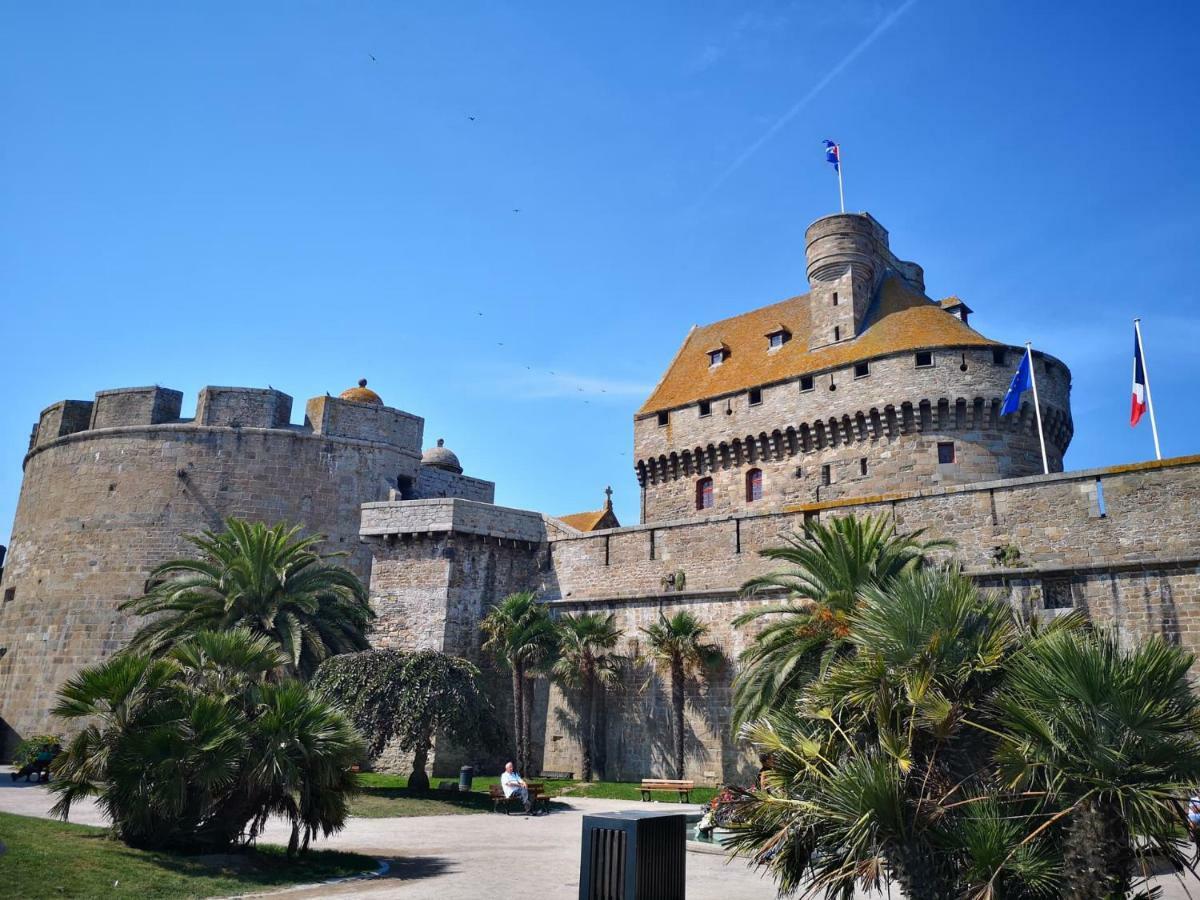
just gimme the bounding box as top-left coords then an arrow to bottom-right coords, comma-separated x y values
580,666 -> 594,782
511,663 -> 525,773
1061,797 -> 1133,899
408,730 -> 432,792
671,656 -> 685,780
522,675 -> 536,775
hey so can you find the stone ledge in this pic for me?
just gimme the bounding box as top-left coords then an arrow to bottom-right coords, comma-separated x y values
23,422 -> 424,466
546,453 -> 1200,542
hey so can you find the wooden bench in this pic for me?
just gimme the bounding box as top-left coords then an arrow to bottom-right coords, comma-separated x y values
489,782 -> 551,815
639,779 -> 695,803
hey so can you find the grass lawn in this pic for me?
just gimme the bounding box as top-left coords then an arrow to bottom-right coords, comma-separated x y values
354,773 -> 717,812
0,811 -> 376,900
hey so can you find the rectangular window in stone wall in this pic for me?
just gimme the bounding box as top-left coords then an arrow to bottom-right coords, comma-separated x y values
854,362 -> 870,378
992,348 -> 1008,366
937,441 -> 956,464
657,411 -> 669,427
749,388 -> 762,406
800,375 -> 814,392
859,457 -> 868,476
915,350 -> 934,368
821,464 -> 832,486
1042,578 -> 1074,609
698,400 -> 711,417
2,588 -> 13,604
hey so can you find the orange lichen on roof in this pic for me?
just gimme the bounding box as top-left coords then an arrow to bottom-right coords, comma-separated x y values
637,276 -> 1000,416
556,508 -> 620,532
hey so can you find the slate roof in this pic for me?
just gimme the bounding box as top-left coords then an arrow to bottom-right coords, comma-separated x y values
637,275 -> 1000,416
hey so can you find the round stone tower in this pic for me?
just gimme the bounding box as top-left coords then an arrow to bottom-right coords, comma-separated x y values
633,212 -> 1074,523
0,382 -> 423,754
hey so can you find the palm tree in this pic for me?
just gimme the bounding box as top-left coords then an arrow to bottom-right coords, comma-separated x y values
640,611 -> 720,780
732,513 -> 949,727
481,592 -> 558,774
995,626 -> 1200,899
551,613 -> 623,781
119,518 -> 373,679
729,567 -> 1032,899
50,628 -> 363,855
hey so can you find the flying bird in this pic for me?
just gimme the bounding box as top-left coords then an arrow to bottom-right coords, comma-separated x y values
468,116 -> 476,121
369,54 -> 377,61
512,208 -> 520,213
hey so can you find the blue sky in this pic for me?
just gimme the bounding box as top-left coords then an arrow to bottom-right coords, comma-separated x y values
2,1 -> 1198,544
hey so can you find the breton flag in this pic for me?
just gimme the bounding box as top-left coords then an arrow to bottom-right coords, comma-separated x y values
1131,329 -> 1148,426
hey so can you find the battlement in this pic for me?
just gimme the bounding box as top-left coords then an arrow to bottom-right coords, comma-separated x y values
304,394 -> 423,450
90,386 -> 183,431
195,386 -> 292,429
27,384 -> 426,455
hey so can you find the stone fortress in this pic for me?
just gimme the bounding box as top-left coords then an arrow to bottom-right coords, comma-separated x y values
2,211 -> 1198,783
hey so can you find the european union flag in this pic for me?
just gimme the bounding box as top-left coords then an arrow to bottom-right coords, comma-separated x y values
823,140 -> 840,173
1001,350 -> 1032,415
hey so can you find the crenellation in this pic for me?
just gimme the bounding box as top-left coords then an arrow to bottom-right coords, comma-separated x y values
195,386 -> 293,429
90,386 -> 183,430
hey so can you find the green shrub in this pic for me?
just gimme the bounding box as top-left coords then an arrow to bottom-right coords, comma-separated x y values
49,628 -> 364,856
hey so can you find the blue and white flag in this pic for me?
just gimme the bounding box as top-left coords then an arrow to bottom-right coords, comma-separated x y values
823,140 -> 840,173
1000,349 -> 1033,415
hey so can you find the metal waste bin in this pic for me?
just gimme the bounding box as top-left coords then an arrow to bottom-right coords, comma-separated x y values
579,810 -> 685,900
458,765 -> 474,792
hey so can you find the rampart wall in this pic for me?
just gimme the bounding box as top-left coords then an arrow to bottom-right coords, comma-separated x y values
0,384 -> 427,753
362,456 -> 1200,783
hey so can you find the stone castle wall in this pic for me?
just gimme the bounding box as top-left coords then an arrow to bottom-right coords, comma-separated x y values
361,456 -> 1200,783
633,346 -> 1072,523
0,420 -> 414,751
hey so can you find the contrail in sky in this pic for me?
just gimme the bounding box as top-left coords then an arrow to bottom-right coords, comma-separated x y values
693,0 -> 919,209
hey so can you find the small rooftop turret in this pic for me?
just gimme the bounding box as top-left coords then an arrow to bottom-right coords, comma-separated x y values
422,438 -> 463,474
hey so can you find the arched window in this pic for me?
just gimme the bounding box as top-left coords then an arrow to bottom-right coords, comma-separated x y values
746,468 -> 763,502
696,477 -> 714,510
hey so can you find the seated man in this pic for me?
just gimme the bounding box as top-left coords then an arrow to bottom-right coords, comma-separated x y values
500,760 -> 533,814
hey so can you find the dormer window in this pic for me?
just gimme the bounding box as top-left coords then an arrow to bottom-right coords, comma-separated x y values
765,325 -> 791,351
707,343 -> 730,368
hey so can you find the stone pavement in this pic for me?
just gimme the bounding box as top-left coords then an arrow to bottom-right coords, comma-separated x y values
4,774 -> 1200,899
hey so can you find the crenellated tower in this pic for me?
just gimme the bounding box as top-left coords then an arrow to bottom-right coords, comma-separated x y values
633,212 -> 1074,523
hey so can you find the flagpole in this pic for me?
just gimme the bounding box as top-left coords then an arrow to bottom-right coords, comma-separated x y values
1134,317 -> 1162,460
836,145 -> 845,213
1025,342 -> 1050,475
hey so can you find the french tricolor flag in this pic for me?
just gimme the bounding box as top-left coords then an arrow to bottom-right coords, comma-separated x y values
1131,327 -> 1148,427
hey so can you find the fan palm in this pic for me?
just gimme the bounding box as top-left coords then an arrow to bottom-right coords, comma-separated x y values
640,610 -> 720,779
120,518 -> 373,679
481,591 -> 558,773
729,567 -> 1039,899
732,513 -> 950,728
50,628 -> 363,855
551,612 -> 623,781
994,626 -> 1200,899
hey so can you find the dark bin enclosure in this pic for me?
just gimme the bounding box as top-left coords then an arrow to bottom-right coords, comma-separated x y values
459,765 -> 474,792
579,810 -> 686,900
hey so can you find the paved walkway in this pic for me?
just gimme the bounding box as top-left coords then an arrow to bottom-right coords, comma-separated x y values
5,774 -> 1200,899
0,775 -> 780,899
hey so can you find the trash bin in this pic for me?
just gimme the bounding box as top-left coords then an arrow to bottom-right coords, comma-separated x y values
458,765 -> 474,792
579,810 -> 685,899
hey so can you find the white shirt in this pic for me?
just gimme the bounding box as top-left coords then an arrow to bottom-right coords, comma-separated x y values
501,771 -> 524,798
